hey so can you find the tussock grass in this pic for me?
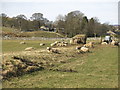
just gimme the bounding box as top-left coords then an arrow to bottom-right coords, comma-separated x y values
2,40 -> 118,88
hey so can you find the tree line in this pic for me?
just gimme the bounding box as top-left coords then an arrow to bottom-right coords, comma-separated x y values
1,10 -> 114,37
1,13 -> 54,32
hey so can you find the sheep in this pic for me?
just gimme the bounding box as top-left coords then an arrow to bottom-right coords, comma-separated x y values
70,39 -> 74,44
111,40 -> 116,45
56,43 -> 61,46
46,47 -> 59,53
40,43 -> 45,46
54,41 -> 60,44
20,41 -> 26,44
25,47 -> 35,51
63,44 -> 67,46
80,46 -> 89,53
84,42 -> 94,48
62,41 -> 68,44
57,43 -> 67,47
111,40 -> 119,46
47,47 -> 51,51
50,43 -> 56,47
101,42 -> 107,45
118,42 -> 120,46
76,46 -> 81,50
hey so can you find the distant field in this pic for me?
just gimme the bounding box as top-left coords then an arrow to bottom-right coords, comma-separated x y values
2,39 -> 118,88
1,27 -> 64,38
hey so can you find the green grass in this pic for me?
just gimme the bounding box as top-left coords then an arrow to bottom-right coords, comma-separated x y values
2,43 -> 118,88
2,40 -> 64,53
1,27 -> 64,38
23,31 -> 64,38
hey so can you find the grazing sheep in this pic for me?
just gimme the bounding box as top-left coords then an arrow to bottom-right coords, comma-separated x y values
111,40 -> 116,45
51,41 -> 68,47
63,44 -> 67,46
50,43 -> 56,47
46,47 -> 59,53
80,46 -> 89,53
40,43 -> 45,46
57,43 -> 67,47
56,43 -> 61,46
63,41 -> 68,44
50,47 -> 58,53
20,41 -> 26,44
111,40 -> 119,46
54,41 -> 60,44
101,42 -> 107,45
76,46 -> 81,50
25,47 -> 35,51
47,47 -> 51,51
118,42 -> 120,46
114,41 -> 119,46
84,42 -> 94,48
70,39 -> 74,44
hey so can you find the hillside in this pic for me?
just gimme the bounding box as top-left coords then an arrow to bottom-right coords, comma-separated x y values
1,27 -> 65,38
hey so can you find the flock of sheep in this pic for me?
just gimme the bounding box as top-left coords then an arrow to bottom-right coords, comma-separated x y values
21,40 -> 94,54
101,40 -> 120,46
21,38 -> 119,55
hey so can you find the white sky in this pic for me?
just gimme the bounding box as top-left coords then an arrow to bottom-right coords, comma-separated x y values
1,0 -> 119,25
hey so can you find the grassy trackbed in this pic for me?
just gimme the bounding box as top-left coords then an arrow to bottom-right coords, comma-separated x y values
2,43 -> 118,88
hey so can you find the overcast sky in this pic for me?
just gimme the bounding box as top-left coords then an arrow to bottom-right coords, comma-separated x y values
1,0 -> 119,25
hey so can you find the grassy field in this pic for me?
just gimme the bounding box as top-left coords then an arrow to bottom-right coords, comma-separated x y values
2,39 -> 118,88
2,39 -> 70,53
2,40 -> 53,53
1,27 -> 64,38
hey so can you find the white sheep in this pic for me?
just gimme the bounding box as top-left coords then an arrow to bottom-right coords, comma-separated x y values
70,39 -> 74,44
57,43 -> 67,47
25,47 -> 35,51
101,42 -> 107,45
63,41 -> 68,44
46,47 -> 59,53
40,43 -> 45,46
84,42 -> 94,48
20,41 -> 26,44
63,44 -> 67,46
80,46 -> 89,53
111,40 -> 116,45
111,40 -> 119,46
50,43 -> 56,47
54,41 -> 60,44
76,46 -> 81,50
